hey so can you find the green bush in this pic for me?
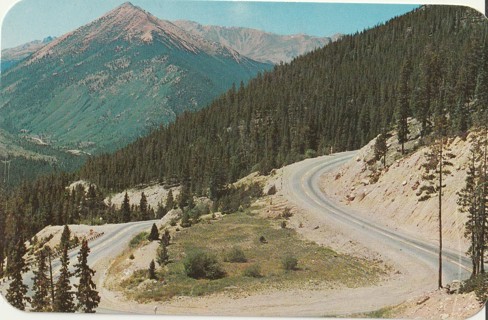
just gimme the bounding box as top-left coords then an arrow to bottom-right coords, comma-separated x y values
243,264 -> 262,278
225,247 -> 247,263
282,255 -> 298,271
129,231 -> 148,248
183,249 -> 226,280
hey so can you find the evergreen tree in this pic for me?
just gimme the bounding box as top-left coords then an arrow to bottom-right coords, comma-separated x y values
59,225 -> 71,251
121,192 -> 131,223
156,202 -> 167,219
209,161 -> 226,201
44,246 -> 55,306
418,102 -> 455,288
156,240 -> 169,266
374,132 -> 388,167
148,223 -> 159,241
177,180 -> 191,210
396,58 -> 412,154
74,239 -> 100,313
139,192 -> 148,220
165,190 -> 175,212
458,141 -> 484,277
53,245 -> 75,313
161,229 -> 171,247
5,238 -> 29,311
148,260 -> 157,280
31,247 -> 51,312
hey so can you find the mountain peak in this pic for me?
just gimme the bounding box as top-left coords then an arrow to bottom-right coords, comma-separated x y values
27,2 -> 247,64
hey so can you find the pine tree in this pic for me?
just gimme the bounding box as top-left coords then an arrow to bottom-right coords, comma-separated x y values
458,141 -> 484,277
121,192 -> 131,223
148,223 -> 159,241
165,190 -> 175,212
156,202 -> 167,219
374,132 -> 388,167
5,238 -> 29,311
44,246 -> 55,306
139,192 -> 148,220
418,99 -> 454,288
148,260 -> 157,280
161,229 -> 171,247
74,239 -> 100,313
59,225 -> 71,251
156,240 -> 169,266
31,248 -> 51,312
177,180 -> 191,210
396,58 -> 412,154
53,245 -> 75,312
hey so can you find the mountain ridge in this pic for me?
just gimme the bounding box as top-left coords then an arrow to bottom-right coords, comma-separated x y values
173,19 -> 341,64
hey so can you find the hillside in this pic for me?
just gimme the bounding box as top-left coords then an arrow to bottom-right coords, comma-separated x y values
0,2 -> 270,154
320,122 -> 479,253
173,20 -> 339,64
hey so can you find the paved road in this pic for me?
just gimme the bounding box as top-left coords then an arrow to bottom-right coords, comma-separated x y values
283,151 -> 471,286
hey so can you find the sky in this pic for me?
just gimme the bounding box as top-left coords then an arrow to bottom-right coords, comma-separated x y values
1,0 -> 419,49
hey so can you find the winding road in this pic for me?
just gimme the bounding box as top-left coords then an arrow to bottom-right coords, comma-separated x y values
283,152 -> 471,302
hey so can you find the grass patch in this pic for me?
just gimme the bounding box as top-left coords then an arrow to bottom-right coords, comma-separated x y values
117,212 -> 386,302
129,231 -> 149,248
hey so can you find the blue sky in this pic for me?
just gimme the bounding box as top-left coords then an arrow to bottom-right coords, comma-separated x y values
2,0 -> 419,49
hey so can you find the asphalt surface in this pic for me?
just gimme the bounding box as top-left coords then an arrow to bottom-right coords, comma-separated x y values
283,151 -> 471,285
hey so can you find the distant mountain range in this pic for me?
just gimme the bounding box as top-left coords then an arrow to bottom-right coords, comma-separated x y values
0,2 -> 271,153
1,36 -> 55,72
173,20 -> 341,64
1,15 -> 339,72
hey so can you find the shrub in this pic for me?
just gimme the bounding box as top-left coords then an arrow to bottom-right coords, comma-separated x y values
129,231 -> 148,248
305,149 -> 317,158
280,221 -> 287,229
243,264 -> 262,278
281,207 -> 293,219
225,247 -> 247,263
183,249 -> 226,280
180,212 -> 192,228
129,254 -> 135,260
267,185 -> 277,196
282,255 -> 298,271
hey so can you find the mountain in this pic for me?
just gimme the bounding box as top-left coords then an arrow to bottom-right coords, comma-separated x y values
0,37 -> 55,72
0,2 -> 271,153
173,20 -> 340,64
